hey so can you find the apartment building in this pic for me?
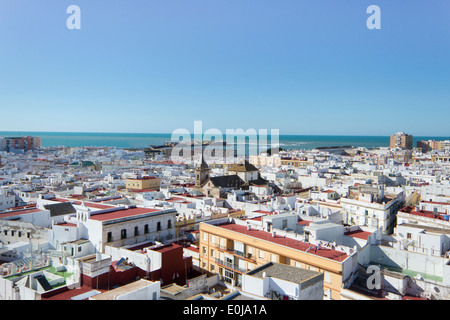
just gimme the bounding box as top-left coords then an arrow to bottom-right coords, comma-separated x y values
390,132 -> 413,150
417,140 -> 450,153
340,185 -> 404,234
393,206 -> 450,257
0,136 -> 41,152
198,218 -> 357,300
41,198 -> 177,252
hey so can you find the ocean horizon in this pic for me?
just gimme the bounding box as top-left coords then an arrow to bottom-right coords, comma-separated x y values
1,131 -> 449,151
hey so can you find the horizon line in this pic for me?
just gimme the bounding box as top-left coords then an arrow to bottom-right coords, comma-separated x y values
1,130 -> 450,138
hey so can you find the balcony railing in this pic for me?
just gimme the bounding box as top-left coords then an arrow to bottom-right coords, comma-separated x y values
215,258 -> 247,274
212,243 -> 234,252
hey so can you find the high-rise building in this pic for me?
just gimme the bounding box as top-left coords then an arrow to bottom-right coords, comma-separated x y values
416,139 -> 450,153
0,136 -> 41,152
390,132 -> 413,150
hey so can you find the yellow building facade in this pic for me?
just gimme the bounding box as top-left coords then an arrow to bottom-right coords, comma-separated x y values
198,220 -> 354,300
126,176 -> 161,191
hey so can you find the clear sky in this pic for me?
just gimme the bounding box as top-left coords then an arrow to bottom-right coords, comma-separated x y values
0,0 -> 449,136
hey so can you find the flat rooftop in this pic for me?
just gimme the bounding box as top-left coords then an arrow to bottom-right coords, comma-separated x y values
90,279 -> 156,300
216,222 -> 348,262
400,223 -> 450,235
344,229 -> 372,240
0,207 -> 44,218
89,207 -> 163,222
399,206 -> 449,221
248,262 -> 322,285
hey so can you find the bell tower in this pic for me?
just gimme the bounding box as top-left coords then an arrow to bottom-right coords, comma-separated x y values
195,154 -> 210,188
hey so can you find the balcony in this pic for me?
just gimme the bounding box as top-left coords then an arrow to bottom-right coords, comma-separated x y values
234,250 -> 256,263
212,243 -> 234,253
215,258 -> 247,274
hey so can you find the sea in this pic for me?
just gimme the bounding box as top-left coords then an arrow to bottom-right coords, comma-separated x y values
0,131 -> 449,151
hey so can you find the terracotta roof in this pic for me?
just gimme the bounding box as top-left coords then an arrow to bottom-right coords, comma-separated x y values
89,207 -> 162,222
399,206 -> 448,221
216,222 -> 348,262
0,207 -> 44,218
55,222 -> 77,228
344,230 -> 372,240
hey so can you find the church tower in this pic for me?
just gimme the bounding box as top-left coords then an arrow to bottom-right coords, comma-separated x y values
195,153 -> 210,188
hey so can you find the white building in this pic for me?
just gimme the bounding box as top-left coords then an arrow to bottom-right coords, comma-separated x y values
242,262 -> 323,300
90,279 -> 160,300
341,185 -> 404,234
0,189 -> 15,211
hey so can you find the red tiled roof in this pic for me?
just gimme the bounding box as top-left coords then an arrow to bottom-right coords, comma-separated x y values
41,285 -> 105,300
217,223 -> 348,262
89,207 -> 161,222
344,230 -> 372,240
6,204 -> 37,210
253,210 -> 273,214
399,206 -> 448,221
56,222 -> 77,228
0,208 -> 44,218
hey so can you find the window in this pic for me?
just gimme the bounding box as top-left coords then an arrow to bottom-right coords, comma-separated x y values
18,231 -> 21,237
167,220 -> 172,229
78,246 -> 82,252
144,224 -> 149,234
407,233 -> 412,239
134,226 -> 139,237
11,231 -> 15,237
121,229 -> 127,240
224,269 -> 234,283
157,222 -> 161,231
202,232 -> 208,241
107,232 -> 112,242
324,271 -> 331,283
259,249 -> 265,259
210,249 -> 214,257
4,230 -> 7,236
27,232 -> 31,239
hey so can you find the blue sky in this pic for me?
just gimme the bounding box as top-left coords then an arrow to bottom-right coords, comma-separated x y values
0,0 -> 449,136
